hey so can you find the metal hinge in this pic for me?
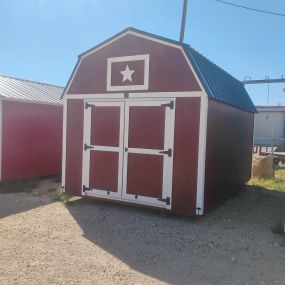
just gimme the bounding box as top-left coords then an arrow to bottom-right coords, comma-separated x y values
161,101 -> 174,109
84,143 -> 94,151
83,185 -> 92,192
158,148 -> 172,157
157,197 -> 170,205
85,102 -> 94,109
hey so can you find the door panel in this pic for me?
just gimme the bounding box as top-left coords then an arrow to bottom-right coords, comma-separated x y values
82,101 -> 124,199
128,106 -> 165,149
89,151 -> 119,193
126,153 -> 163,198
122,100 -> 175,209
90,106 -> 120,147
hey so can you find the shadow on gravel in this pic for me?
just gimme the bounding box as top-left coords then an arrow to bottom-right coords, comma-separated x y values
66,187 -> 285,285
0,193 -> 54,219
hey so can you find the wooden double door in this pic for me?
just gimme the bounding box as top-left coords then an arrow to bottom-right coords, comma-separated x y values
82,100 -> 175,209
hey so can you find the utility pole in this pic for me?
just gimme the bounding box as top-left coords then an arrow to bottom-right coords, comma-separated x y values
179,0 -> 188,42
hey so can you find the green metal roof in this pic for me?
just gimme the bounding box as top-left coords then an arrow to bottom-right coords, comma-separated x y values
184,45 -> 256,113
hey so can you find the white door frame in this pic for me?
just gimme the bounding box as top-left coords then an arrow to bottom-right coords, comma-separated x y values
82,98 -> 175,209
122,100 -> 175,209
82,101 -> 124,199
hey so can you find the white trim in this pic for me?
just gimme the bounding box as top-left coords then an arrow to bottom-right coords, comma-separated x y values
66,93 -> 125,99
1,97 -> 62,106
0,99 -> 2,181
91,145 -> 120,152
195,94 -> 208,215
127,148 -> 165,155
82,31 -> 181,59
180,49 -> 206,93
129,91 -> 203,98
65,91 -> 203,99
61,98 -> 67,190
84,192 -> 167,209
82,101 -> 125,199
122,99 -> 175,209
62,32 -> 131,98
107,54 -> 150,91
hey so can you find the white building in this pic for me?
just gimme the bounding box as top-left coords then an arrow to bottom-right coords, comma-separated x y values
254,106 -> 285,146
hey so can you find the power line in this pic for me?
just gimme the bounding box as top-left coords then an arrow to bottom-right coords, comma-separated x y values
216,0 -> 285,17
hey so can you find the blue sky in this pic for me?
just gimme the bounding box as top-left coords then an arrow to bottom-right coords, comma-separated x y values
0,0 -> 284,105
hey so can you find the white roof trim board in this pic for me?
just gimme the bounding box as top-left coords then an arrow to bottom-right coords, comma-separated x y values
0,75 -> 63,104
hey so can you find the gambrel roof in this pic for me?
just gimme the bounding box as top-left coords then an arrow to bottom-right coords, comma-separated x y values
63,27 -> 256,113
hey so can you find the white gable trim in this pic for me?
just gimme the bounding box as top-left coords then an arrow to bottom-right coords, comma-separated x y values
63,30 -> 207,99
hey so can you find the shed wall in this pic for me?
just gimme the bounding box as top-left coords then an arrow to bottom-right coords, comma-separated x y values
64,97 -> 200,215
65,99 -> 84,195
172,97 -> 200,215
204,99 -> 254,212
1,100 -> 62,181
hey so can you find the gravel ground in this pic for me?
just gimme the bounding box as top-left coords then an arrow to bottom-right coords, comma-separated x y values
0,180 -> 284,285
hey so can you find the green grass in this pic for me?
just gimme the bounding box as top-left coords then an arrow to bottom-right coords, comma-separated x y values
248,169 -> 285,193
0,179 -> 40,193
54,190 -> 71,204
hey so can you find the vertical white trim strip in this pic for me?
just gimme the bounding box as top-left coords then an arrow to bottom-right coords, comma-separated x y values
196,94 -> 208,215
61,98 -> 67,190
82,104 -> 91,195
0,99 -> 3,182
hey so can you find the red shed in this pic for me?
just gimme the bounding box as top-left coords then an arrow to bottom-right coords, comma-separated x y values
0,75 -> 63,181
62,28 -> 256,216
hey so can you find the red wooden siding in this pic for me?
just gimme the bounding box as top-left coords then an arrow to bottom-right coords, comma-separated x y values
204,99 -> 254,213
128,106 -> 165,149
89,151 -> 119,192
67,34 -> 201,94
65,100 -> 84,195
126,153 -> 163,198
1,100 -> 62,181
90,106 -> 120,147
171,98 -> 200,216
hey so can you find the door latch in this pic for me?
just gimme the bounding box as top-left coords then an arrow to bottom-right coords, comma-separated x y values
84,143 -> 94,151
157,197 -> 170,205
161,101 -> 174,109
85,102 -> 94,109
158,149 -> 172,157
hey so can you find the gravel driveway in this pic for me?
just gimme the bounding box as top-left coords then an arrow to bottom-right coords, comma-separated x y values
0,180 -> 284,285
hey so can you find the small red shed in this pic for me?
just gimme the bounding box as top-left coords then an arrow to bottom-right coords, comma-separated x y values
62,28 -> 256,216
0,75 -> 63,181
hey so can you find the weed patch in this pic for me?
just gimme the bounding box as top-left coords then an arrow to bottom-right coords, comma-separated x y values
55,190 -> 71,204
